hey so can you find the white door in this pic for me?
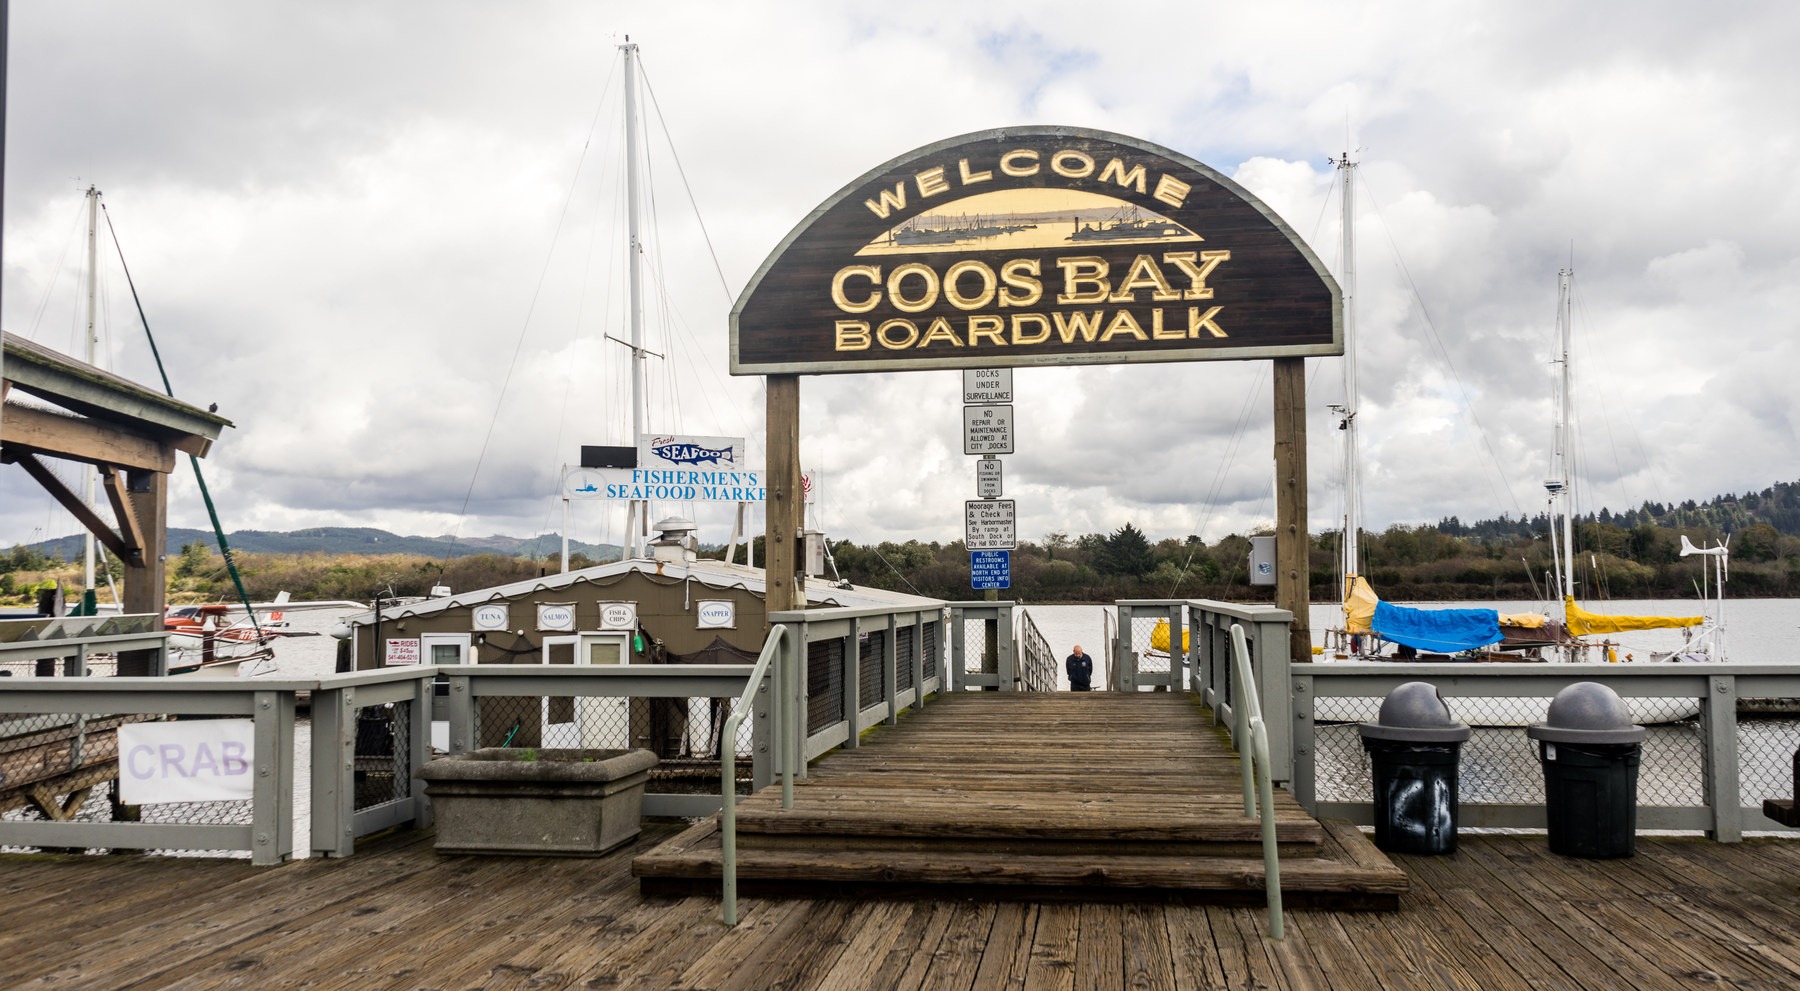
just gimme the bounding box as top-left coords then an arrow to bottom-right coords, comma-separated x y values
540,635 -> 581,747
577,634 -> 631,748
421,633 -> 470,665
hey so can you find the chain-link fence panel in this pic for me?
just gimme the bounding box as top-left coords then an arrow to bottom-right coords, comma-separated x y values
1738,718 -> 1800,809
808,638 -> 845,734
895,626 -> 916,693
859,630 -> 887,708
465,694 -> 756,796
961,618 -> 989,677
923,621 -> 939,681
1126,613 -> 1173,682
351,702 -> 412,812
1,712 -> 253,855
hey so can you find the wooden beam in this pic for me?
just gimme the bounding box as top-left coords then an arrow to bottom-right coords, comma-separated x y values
765,374 -> 804,612
0,401 -> 176,472
119,469 -> 168,676
100,466 -> 147,565
1271,357 -> 1313,665
10,453 -> 134,562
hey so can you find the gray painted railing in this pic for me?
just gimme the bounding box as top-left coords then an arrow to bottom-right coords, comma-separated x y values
948,601 -> 1015,691
0,613 -> 169,677
721,625 -> 790,926
1014,608 -> 1059,692
1180,601 -> 1800,842
1227,623 -> 1283,940
1290,661 -> 1800,841
1116,599 -> 1188,692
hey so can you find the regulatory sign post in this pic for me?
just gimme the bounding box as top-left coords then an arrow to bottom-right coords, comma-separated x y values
970,549 -> 1011,590
963,368 -> 1013,405
964,499 -> 1017,550
976,457 -> 1002,498
962,405 -> 1014,456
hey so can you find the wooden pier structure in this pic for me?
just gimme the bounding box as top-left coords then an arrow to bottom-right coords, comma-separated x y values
10,821 -> 1800,988
637,693 -> 1405,906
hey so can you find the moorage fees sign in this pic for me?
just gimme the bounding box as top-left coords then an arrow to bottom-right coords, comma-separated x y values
732,127 -> 1341,375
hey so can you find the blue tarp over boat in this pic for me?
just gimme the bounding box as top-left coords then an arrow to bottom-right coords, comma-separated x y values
1371,601 -> 1503,653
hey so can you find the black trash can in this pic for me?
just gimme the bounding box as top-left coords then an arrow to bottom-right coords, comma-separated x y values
1527,682 -> 1645,859
1359,682 -> 1472,855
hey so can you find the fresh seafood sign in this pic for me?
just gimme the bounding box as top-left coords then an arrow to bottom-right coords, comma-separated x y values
639,434 -> 743,469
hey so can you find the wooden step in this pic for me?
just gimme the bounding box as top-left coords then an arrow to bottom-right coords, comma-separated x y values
633,816 -> 1405,910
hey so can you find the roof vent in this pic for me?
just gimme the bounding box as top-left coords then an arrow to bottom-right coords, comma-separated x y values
651,516 -> 699,565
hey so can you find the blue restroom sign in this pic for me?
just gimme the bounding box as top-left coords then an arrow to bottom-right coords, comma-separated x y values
970,550 -> 1011,589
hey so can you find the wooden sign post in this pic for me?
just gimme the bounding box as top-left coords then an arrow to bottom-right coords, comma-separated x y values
733,128 -> 1340,662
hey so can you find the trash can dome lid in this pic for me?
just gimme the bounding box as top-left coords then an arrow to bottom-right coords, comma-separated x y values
1359,681 -> 1472,742
1526,681 -> 1647,744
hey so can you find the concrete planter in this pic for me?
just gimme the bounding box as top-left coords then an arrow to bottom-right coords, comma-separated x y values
416,748 -> 658,856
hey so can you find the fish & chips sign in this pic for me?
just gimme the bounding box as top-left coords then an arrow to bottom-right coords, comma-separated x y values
732,126 -> 1340,374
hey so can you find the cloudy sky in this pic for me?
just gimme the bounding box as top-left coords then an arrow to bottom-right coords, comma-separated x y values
4,1 -> 1797,557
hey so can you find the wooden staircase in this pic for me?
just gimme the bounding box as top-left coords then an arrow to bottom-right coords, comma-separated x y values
634,693 -> 1406,909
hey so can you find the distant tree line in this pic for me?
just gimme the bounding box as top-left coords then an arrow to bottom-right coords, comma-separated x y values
4,480 -> 1797,606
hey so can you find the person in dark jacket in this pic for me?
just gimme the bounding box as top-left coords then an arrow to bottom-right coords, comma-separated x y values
1066,645 -> 1094,691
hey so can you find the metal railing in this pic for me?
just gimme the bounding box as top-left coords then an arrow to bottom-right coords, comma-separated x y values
1014,608 -> 1058,692
1114,600 -> 1187,692
0,613 -> 169,677
1291,661 -> 1800,840
1228,623 -> 1283,940
722,625 -> 790,926
948,601 -> 1014,690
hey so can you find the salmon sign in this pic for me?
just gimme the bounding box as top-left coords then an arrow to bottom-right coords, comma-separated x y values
732,127 -> 1341,374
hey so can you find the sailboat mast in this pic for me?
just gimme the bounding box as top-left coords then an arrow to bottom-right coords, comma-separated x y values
82,184 -> 100,593
1334,153 -> 1360,584
1550,268 -> 1575,600
621,39 -> 647,557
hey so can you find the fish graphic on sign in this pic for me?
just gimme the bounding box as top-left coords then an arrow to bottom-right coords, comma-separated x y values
639,434 -> 745,469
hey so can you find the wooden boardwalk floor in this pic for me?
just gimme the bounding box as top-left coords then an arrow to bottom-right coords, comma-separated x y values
8,824 -> 1800,989
637,693 -> 1406,905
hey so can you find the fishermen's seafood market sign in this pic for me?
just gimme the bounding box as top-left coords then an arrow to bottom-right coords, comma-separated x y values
732,127 -> 1341,374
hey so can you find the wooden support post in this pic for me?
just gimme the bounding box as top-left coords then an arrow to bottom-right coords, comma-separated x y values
1272,357 -> 1312,666
765,375 -> 803,613
119,468 -> 167,676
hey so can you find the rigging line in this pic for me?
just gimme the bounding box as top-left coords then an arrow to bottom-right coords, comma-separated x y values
531,98 -> 626,565
868,542 -> 926,597
1358,170 -> 1525,520
637,54 -> 736,298
25,197 -> 87,343
440,58 -> 620,564
1165,364 -> 1268,594
635,257 -> 752,435
1570,274 -> 1660,514
101,205 -> 263,643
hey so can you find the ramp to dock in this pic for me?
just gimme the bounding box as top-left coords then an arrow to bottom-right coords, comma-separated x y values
635,693 -> 1406,908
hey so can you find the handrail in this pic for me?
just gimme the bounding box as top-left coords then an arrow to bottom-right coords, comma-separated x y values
721,623 -> 791,926
1229,622 -> 1285,940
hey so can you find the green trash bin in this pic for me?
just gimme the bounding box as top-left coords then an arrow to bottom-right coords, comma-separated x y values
1527,682 -> 1645,859
1359,682 -> 1472,855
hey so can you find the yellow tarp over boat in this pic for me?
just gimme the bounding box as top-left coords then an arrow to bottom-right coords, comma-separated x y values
1498,612 -> 1549,628
1344,574 -> 1379,632
1564,596 -> 1702,636
1150,620 -> 1189,654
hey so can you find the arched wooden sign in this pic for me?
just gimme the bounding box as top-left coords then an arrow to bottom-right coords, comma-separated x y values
732,126 -> 1341,374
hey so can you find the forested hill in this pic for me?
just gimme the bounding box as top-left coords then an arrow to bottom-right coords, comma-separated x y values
23,526 -> 620,562
1433,479 -> 1800,541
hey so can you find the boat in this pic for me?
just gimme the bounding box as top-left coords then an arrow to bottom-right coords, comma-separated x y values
1065,208 -> 1190,242
1305,156 -> 1723,724
164,593 -> 334,676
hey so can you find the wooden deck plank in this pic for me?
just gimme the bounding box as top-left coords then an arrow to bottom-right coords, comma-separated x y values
10,833 -> 1800,989
1020,901 -> 1081,991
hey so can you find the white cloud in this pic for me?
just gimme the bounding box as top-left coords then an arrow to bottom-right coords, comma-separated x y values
6,0 -> 1799,557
